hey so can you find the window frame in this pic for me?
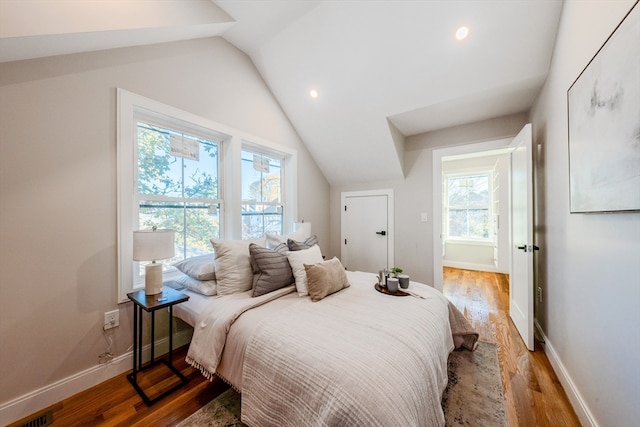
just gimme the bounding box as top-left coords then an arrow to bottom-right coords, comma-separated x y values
117,89 -> 298,303
240,144 -> 288,239
444,171 -> 493,242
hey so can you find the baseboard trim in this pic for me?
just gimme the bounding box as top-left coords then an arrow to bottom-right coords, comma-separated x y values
0,330 -> 192,426
534,320 -> 598,427
442,261 -> 501,273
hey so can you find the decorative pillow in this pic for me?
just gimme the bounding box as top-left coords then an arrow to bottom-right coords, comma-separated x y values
304,257 -> 350,302
210,236 -> 266,295
173,253 -> 216,281
265,229 -> 306,249
286,244 -> 324,296
287,235 -> 319,251
249,244 -> 294,297
175,274 -> 217,296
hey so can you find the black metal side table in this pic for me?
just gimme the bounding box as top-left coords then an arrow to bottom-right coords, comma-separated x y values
126,286 -> 189,405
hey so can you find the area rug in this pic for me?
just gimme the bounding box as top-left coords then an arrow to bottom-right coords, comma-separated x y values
178,341 -> 506,427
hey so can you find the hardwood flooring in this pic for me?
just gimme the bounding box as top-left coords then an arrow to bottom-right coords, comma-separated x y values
14,267 -> 580,426
443,267 -> 581,427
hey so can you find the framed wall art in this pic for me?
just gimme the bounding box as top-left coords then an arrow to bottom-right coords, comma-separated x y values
567,1 -> 639,213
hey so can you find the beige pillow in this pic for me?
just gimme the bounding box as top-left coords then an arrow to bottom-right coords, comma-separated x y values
173,253 -> 216,281
175,274 -> 217,296
211,236 -> 266,295
304,257 -> 350,302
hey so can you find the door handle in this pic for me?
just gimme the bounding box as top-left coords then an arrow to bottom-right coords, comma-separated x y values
376,230 -> 386,236
517,245 -> 540,252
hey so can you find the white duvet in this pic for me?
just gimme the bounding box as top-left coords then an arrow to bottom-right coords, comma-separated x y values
186,271 -> 457,427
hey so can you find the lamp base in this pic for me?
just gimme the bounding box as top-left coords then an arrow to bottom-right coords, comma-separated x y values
145,263 -> 164,295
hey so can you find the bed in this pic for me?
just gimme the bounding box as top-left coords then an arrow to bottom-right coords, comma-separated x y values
171,257 -> 478,427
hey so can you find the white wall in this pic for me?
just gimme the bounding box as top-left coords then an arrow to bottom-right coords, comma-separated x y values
329,113 -> 528,285
0,37 -> 329,423
530,1 -> 640,425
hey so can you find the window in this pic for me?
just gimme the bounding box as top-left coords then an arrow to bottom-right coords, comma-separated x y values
117,89 -> 298,302
241,148 -> 284,239
136,121 -> 222,271
445,174 -> 491,240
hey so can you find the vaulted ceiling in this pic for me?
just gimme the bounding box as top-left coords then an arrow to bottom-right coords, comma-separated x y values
0,0 -> 564,185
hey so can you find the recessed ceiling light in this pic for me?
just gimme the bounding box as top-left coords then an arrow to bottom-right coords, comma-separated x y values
455,26 -> 469,41
309,89 -> 319,99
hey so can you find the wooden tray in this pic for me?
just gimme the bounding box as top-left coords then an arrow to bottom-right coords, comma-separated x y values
374,283 -> 409,296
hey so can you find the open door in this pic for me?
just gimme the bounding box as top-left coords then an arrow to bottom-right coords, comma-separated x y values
509,124 -> 535,351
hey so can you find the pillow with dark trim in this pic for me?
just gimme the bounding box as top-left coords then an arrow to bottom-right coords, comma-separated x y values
249,243 -> 294,297
287,235 -> 319,251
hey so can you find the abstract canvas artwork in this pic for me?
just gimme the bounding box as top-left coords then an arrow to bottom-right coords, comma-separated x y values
567,2 -> 640,213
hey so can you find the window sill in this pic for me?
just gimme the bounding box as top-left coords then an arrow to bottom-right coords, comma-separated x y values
445,239 -> 493,247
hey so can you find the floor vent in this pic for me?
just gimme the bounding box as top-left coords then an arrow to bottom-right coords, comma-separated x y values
8,410 -> 53,427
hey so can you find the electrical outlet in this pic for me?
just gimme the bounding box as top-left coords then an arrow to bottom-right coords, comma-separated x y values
104,310 -> 119,330
537,286 -> 543,304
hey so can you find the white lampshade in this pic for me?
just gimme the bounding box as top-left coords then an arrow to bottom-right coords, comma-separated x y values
133,228 -> 175,295
293,222 -> 311,238
133,229 -> 175,262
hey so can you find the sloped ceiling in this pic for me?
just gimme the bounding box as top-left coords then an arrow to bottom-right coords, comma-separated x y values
214,0 -> 563,185
0,0 -> 564,186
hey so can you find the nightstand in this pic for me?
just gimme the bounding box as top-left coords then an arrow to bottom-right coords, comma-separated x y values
126,286 -> 189,406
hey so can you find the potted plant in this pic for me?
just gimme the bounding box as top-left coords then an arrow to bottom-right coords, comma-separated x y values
389,267 -> 403,278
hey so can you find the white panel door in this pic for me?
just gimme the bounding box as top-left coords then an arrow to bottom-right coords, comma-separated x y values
510,124 -> 535,351
341,192 -> 391,273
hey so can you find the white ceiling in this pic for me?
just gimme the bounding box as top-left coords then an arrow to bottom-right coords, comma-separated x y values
0,0 -> 564,185
213,0 -> 563,184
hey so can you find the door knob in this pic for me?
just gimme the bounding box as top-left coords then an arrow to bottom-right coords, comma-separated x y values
376,230 -> 386,236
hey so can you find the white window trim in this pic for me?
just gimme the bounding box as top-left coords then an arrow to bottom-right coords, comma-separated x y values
117,89 -> 297,303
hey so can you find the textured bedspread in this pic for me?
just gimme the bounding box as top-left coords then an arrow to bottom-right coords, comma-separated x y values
241,271 -> 455,427
186,285 -> 296,380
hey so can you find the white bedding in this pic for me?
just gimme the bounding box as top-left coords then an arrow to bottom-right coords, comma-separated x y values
179,271 -> 463,426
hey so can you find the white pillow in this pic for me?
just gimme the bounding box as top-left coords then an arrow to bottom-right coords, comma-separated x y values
173,253 -> 216,281
211,237 -> 266,295
265,229 -> 306,249
175,274 -> 217,296
286,244 -> 324,297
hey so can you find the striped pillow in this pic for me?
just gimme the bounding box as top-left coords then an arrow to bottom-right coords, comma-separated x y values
287,235 -> 319,251
249,244 -> 294,297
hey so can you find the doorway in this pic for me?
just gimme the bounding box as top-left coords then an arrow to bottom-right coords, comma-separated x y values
432,124 -> 535,351
432,137 -> 514,292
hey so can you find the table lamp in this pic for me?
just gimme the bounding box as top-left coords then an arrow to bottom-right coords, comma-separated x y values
133,227 -> 175,295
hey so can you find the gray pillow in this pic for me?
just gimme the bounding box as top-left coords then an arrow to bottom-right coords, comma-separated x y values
249,243 -> 294,297
287,235 -> 319,251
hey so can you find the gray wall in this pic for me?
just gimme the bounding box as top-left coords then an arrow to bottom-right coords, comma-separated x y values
0,37 -> 329,411
530,1 -> 639,425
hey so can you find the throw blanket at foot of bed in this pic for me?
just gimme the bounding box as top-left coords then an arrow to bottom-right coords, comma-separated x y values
186,285 -> 296,380
241,271 -> 455,427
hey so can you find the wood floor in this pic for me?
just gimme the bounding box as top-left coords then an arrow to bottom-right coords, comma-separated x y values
15,267 -> 580,427
443,267 -> 580,427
